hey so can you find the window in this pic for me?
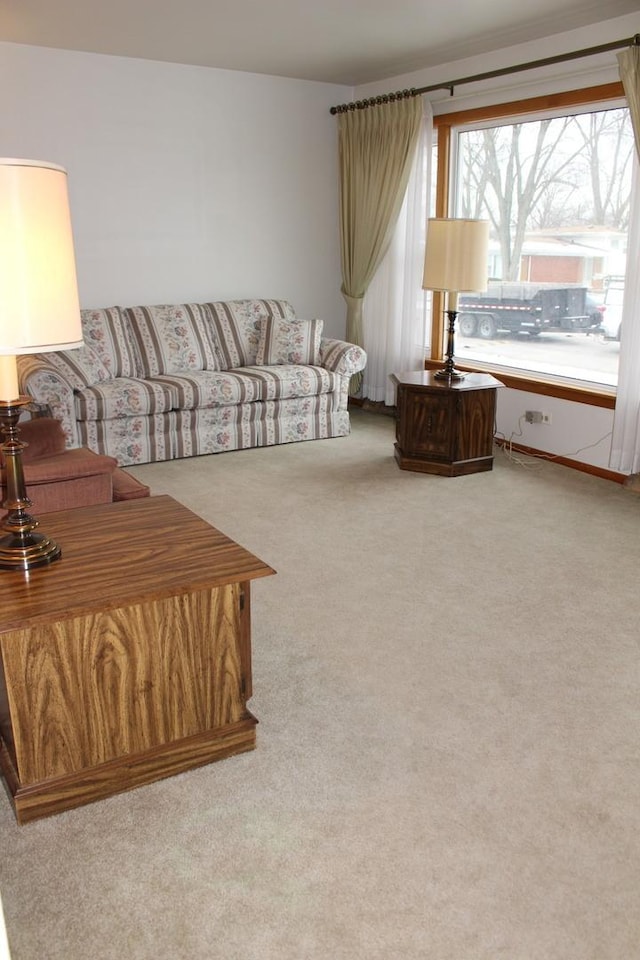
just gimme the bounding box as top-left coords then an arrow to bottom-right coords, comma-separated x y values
433,84 -> 632,402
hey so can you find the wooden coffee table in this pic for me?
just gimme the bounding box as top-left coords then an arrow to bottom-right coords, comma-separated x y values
0,495 -> 275,824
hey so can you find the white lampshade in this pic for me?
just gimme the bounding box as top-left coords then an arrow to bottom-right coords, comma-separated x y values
423,218 -> 489,297
0,159 -> 83,356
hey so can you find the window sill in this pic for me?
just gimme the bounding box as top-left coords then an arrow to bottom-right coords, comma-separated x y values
424,358 -> 616,409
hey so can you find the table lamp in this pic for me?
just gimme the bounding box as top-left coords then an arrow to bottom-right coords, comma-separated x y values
0,158 -> 83,571
423,217 -> 489,381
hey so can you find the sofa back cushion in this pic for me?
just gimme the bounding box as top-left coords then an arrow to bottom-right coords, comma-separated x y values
204,299 -> 296,369
256,317 -> 323,366
125,304 -> 221,378
81,307 -> 140,379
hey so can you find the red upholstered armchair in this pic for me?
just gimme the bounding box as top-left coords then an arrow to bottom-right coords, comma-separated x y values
1,417 -> 150,515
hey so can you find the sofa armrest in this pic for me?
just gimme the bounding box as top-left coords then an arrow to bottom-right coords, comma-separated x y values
17,355 -> 80,448
319,338 -> 367,377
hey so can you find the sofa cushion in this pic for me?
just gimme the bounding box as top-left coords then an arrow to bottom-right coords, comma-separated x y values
78,413 -> 173,467
81,307 -> 140,379
256,317 -> 323,366
125,303 -> 220,378
45,343 -> 112,389
150,364 -> 338,411
17,447 -> 118,514
19,447 -> 118,484
74,378 -> 176,421
173,393 -> 346,458
204,299 -> 296,369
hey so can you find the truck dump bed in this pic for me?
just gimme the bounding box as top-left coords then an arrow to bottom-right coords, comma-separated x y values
458,282 -> 593,337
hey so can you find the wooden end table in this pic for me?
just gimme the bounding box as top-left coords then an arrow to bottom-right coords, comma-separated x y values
0,495 -> 275,824
391,370 -> 502,477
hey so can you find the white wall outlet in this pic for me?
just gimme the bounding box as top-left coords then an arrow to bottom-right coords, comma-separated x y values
542,413 -> 552,424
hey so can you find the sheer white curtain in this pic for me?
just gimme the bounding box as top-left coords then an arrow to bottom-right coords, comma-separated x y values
609,161 -> 640,473
361,101 -> 433,406
610,46 -> 640,474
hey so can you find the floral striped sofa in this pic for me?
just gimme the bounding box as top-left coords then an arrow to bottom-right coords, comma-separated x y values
17,299 -> 367,467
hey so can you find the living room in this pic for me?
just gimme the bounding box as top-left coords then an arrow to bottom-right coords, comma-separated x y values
2,7 -> 639,476
1,3 -> 639,959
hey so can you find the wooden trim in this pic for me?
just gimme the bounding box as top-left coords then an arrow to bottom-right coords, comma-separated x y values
429,122 -> 452,361
433,82 -> 625,127
423,359 -> 616,409
3,718 -> 258,824
494,437 -> 625,484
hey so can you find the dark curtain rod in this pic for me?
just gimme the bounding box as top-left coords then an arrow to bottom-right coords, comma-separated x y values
329,33 -> 640,114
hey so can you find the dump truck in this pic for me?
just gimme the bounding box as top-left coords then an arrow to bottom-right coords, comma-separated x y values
457,282 -> 598,339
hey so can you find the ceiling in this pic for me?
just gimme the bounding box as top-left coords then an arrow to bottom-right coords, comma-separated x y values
1,0 -> 639,86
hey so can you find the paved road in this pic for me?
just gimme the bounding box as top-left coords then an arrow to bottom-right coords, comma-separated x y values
457,329 -> 619,386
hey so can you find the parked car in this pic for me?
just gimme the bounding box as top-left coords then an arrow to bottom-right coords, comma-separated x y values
600,279 -> 624,341
585,293 -> 605,328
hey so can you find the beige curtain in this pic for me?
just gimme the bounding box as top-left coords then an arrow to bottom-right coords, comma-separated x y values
610,46 -> 640,474
619,45 -> 640,156
338,97 -> 423,393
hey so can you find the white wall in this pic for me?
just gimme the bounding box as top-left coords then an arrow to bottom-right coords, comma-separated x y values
495,390 -> 615,468
354,12 -> 640,473
0,43 -> 350,337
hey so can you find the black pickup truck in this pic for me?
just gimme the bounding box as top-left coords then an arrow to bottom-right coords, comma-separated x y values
457,282 -> 600,338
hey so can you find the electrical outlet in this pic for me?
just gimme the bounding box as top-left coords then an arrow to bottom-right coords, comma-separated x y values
525,410 -> 543,423
542,413 -> 552,424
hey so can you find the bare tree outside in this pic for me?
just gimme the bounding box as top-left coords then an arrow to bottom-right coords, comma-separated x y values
571,109 -> 633,229
457,107 -> 633,281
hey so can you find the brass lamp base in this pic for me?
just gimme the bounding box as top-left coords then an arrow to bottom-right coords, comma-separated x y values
0,397 -> 62,572
435,308 -> 466,382
434,366 -> 465,381
0,530 -> 61,571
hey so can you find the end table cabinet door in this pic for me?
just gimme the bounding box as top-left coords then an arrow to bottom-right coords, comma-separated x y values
456,388 -> 496,461
397,388 -> 454,458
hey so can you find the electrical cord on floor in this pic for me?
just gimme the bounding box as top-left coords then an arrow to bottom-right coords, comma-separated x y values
493,416 -> 612,469
533,431 -> 613,462
492,416 -> 540,469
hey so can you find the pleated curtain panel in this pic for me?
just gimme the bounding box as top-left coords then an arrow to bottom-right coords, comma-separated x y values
337,97 -> 423,394
610,45 -> 640,475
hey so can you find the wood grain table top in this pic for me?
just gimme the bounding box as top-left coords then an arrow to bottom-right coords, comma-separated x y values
391,370 -> 503,392
0,495 -> 275,631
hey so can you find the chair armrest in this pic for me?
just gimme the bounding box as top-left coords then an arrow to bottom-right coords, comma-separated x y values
319,338 -> 367,376
17,355 -> 80,448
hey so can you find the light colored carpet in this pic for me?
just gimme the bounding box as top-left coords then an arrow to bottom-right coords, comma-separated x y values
1,408 -> 639,960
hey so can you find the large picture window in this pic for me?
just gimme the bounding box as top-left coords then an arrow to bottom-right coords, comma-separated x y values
433,85 -> 632,400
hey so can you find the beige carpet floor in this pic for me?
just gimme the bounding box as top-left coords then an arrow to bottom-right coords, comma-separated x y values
1,408 -> 639,959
